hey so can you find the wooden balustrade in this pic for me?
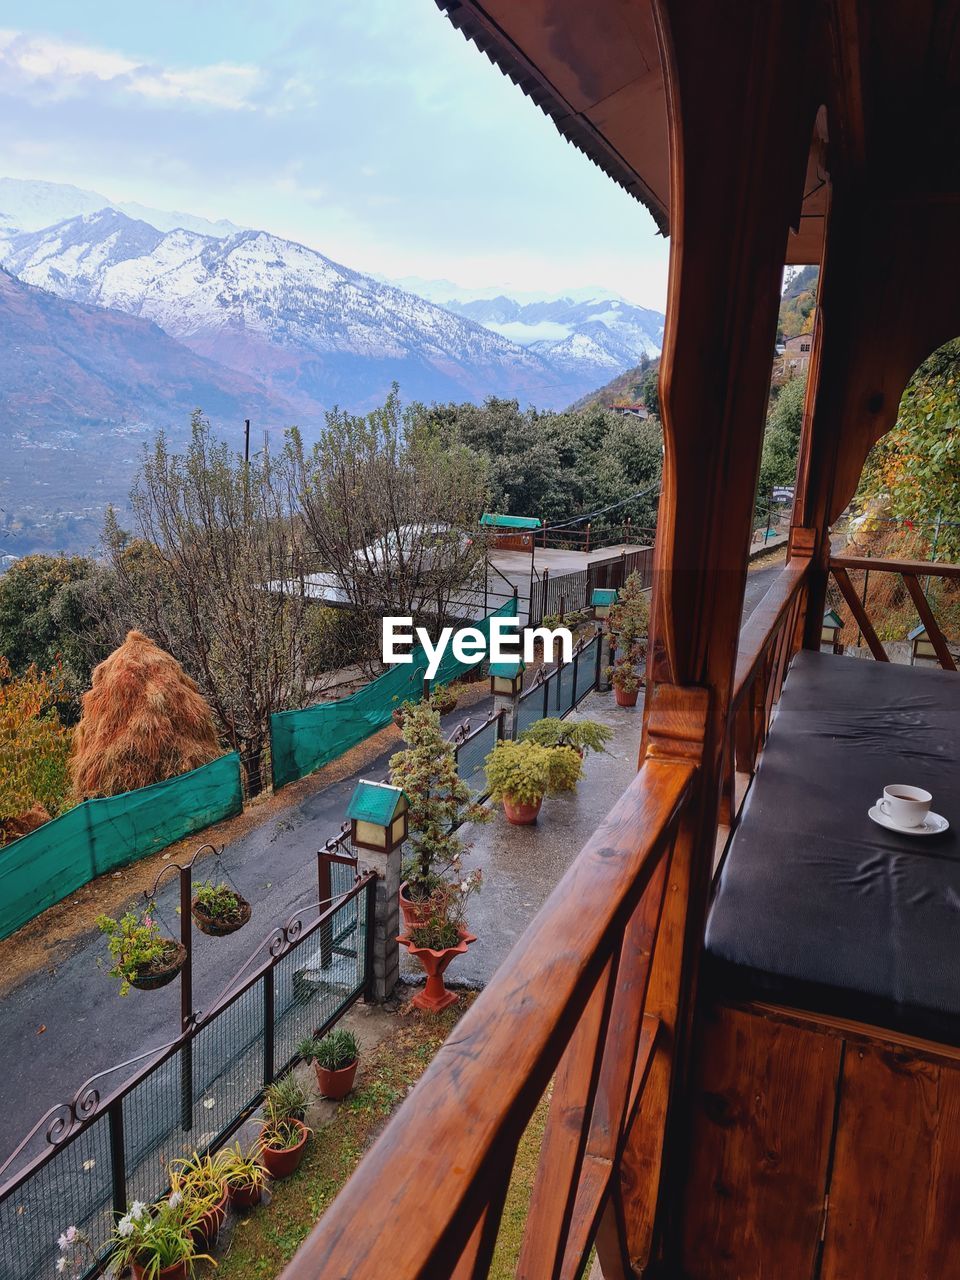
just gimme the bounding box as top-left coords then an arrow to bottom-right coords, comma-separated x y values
279,758 -> 695,1280
829,555 -> 960,670
717,559 -> 810,832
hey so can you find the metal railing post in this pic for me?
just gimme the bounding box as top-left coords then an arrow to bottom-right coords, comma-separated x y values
179,865 -> 194,1132
263,968 -> 275,1088
108,1099 -> 127,1219
317,853 -> 333,969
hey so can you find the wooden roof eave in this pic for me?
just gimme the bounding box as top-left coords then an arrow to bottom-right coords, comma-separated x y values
435,0 -> 670,235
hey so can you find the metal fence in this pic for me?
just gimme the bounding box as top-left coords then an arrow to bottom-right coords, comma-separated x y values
532,548 -> 653,625
0,872 -> 374,1280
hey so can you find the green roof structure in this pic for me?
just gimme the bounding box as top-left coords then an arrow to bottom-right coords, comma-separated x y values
592,588 -> 619,607
489,658 -> 526,679
822,608 -> 843,628
346,780 -> 408,825
480,513 -> 542,530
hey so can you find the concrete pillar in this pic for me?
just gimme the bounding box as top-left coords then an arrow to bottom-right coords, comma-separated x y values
358,843 -> 401,1002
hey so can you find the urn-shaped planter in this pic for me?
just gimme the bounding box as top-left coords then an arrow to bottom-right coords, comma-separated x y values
502,794 -> 543,825
398,881 -> 430,932
398,929 -> 476,1012
614,686 -> 639,707
314,1057 -> 358,1100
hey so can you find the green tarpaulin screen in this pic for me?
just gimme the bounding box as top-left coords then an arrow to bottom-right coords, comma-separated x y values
271,599 -> 518,790
0,753 -> 243,941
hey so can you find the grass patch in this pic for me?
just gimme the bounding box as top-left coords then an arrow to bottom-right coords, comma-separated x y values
216,997 -> 475,1279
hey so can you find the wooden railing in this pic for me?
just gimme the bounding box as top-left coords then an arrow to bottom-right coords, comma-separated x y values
719,558 -> 810,829
829,554 -> 960,670
280,758 -> 696,1280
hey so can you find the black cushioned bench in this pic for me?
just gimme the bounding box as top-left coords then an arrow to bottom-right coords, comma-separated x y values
705,649 -> 960,1042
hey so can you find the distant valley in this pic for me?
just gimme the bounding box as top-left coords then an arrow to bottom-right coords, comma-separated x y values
0,178 -> 665,555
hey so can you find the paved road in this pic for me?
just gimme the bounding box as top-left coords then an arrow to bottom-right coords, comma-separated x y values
0,565 -> 785,1167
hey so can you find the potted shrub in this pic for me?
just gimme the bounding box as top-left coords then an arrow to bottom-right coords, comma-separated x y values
168,1150 -> 229,1246
111,1197 -> 210,1280
520,717 -> 612,758
607,657 -> 643,707
96,909 -> 186,995
546,745 -> 584,793
398,875 -> 481,1012
391,696 -> 418,729
220,1142 -> 267,1209
484,738 -> 554,824
259,1074 -> 311,1178
298,1028 -> 360,1100
389,702 -> 490,928
607,572 -> 650,654
191,880 -> 252,936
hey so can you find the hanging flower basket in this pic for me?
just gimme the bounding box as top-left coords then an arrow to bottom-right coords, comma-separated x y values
191,893 -> 252,937
398,929 -> 476,1012
129,941 -> 187,991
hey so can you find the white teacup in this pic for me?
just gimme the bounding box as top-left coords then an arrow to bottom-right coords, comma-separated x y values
878,784 -> 932,829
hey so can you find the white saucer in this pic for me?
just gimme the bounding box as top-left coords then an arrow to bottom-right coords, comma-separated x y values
868,805 -> 950,837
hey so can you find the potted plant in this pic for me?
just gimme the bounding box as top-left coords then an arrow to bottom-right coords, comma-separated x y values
389,702 -> 490,928
546,744 -> 584,793
259,1074 -> 311,1178
298,1028 -> 360,1100
191,880 -> 252,936
95,909 -> 186,995
220,1142 -> 267,1209
111,1197 -> 211,1280
607,656 -> 643,707
398,875 -> 481,1012
483,738 -> 554,824
607,572 -> 650,654
391,696 -> 418,729
168,1150 -> 229,1246
520,717 -> 612,758
429,681 -> 464,716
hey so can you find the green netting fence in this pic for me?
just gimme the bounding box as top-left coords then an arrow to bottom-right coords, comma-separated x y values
0,754 -> 243,941
270,599 -> 518,790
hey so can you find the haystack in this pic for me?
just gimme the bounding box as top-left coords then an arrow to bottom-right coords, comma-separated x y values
71,631 -> 221,798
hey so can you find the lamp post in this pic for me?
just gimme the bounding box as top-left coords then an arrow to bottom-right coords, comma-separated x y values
489,659 -> 525,739
820,608 -> 844,655
909,623 -> 938,666
345,781 -> 409,1002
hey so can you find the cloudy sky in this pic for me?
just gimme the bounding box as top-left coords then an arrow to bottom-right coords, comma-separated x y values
0,1 -> 669,305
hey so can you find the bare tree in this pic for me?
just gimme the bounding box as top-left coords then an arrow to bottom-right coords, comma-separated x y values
105,413 -> 310,795
289,388 -> 490,663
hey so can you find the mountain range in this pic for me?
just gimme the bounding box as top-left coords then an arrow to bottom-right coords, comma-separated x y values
0,178 -> 665,555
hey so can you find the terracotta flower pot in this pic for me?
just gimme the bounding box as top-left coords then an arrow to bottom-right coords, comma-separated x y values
502,795 -> 543,825
227,1181 -> 262,1210
193,1181 -> 228,1245
398,881 -> 430,932
227,1177 -> 263,1208
398,929 -> 476,1012
614,686 -> 639,707
191,895 -> 252,937
259,1119 -> 309,1179
314,1057 -> 358,1100
129,941 -> 187,991
132,1259 -> 189,1280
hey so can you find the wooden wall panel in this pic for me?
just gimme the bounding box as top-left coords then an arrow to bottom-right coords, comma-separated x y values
822,1045 -> 960,1280
681,1007 -> 841,1279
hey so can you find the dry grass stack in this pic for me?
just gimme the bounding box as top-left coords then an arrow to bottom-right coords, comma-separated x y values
71,630 -> 221,799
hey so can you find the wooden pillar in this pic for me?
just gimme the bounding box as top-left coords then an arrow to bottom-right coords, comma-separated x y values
606,2 -> 821,1274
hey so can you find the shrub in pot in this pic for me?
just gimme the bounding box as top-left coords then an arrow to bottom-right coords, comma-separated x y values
259,1074 -> 311,1178
298,1028 -> 360,1100
430,681 -> 464,716
520,717 -> 612,758
220,1142 -> 267,1209
399,874 -> 481,1012
96,908 -> 185,995
168,1150 -> 229,1246
483,739 -> 553,823
111,1196 -> 211,1280
191,880 -> 251,936
606,657 -> 643,707
263,1071 -> 309,1123
389,702 -> 490,926
546,745 -> 584,793
607,571 -> 649,653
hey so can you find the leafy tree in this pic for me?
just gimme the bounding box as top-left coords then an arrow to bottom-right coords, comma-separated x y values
858,339 -> 960,560
0,658 -> 71,840
0,555 -> 109,709
756,374 -> 806,510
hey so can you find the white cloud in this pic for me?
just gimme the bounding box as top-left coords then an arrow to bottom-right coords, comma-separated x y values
0,29 -> 260,110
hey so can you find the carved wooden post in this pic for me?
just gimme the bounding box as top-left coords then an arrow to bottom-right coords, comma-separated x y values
599,2 -> 821,1273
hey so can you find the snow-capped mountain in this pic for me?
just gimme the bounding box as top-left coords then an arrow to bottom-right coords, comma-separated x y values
0,177 -> 243,238
442,294 -> 664,388
2,210 -> 580,413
